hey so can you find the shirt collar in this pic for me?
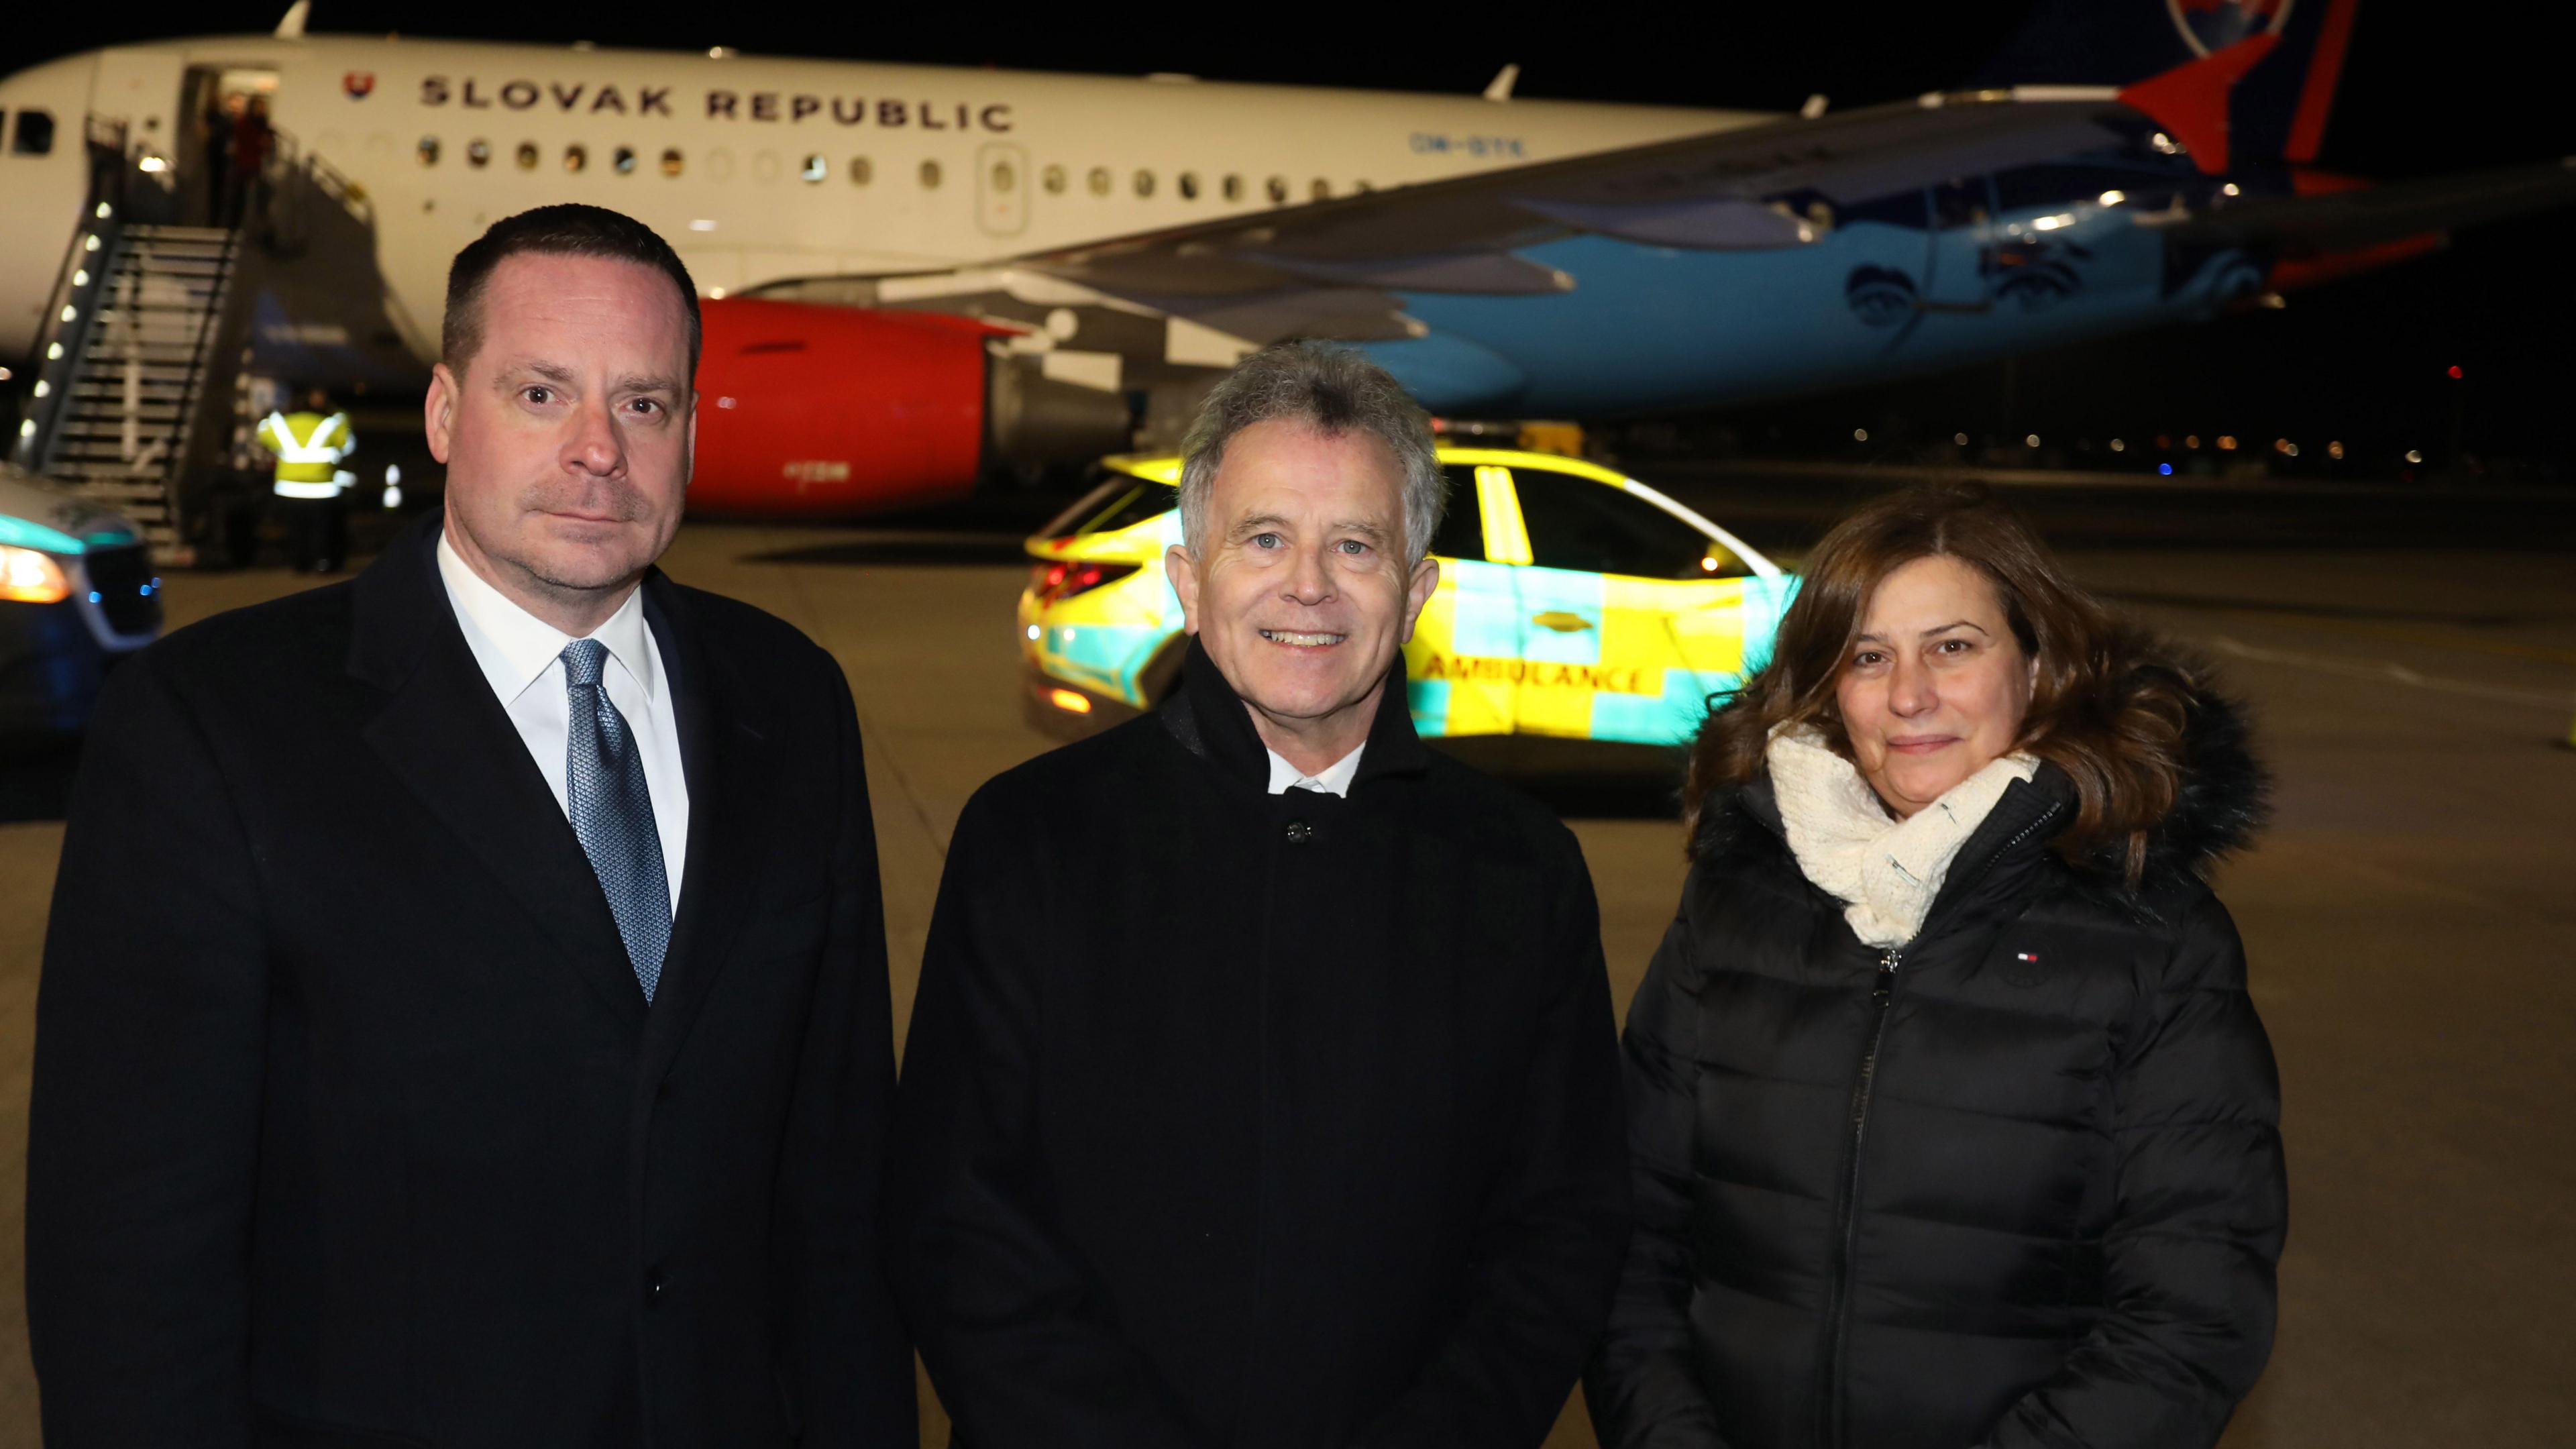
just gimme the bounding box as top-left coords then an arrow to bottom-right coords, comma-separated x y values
435,530 -> 659,706
1266,742 -> 1366,798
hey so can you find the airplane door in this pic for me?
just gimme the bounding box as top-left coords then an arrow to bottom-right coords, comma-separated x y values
1919,177 -> 1996,313
89,48 -> 186,209
975,142 -> 1030,238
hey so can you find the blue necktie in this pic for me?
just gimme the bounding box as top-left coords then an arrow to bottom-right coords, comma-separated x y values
562,639 -> 670,1002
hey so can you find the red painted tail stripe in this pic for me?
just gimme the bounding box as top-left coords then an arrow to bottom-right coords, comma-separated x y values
2286,0 -> 2361,163
2116,32 -> 2281,175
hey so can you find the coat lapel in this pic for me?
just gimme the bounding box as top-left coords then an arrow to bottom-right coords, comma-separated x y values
350,517 -> 649,1031
637,574 -> 773,1084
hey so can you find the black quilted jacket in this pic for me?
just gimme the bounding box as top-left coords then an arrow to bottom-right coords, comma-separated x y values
1585,686 -> 2285,1449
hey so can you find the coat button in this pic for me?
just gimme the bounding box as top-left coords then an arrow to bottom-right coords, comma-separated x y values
1284,819 -> 1313,844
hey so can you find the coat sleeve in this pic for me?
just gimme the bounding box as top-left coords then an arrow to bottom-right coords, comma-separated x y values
1978,893 -> 2286,1449
885,788 -> 1200,1449
27,649 -> 266,1447
1584,885 -> 1729,1449
1346,829 -> 1631,1449
774,663 -> 918,1446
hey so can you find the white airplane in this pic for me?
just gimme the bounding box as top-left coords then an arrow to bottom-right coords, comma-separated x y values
5,0 -> 2568,531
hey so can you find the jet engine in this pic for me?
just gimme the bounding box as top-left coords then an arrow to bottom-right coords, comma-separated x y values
689,297 -> 1132,518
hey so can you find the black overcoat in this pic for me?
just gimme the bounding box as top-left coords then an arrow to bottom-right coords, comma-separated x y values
888,641 -> 1629,1449
1585,685 -> 2286,1449
28,515 -> 916,1448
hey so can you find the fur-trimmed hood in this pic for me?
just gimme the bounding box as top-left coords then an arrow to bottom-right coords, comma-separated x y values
1690,643 -> 2269,896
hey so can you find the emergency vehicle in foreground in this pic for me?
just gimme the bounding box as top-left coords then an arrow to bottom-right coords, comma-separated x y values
1019,448 -> 1797,747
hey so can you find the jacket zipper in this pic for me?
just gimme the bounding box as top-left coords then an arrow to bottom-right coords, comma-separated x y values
1817,797 -> 2066,1448
1819,947 -> 1900,1448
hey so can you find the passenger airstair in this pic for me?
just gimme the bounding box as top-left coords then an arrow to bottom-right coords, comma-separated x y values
24,225 -> 244,561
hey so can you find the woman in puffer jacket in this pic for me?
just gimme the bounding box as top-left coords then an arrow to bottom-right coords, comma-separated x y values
1586,484 -> 2285,1449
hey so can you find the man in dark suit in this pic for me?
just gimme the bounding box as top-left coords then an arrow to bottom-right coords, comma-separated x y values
28,204 -> 915,1448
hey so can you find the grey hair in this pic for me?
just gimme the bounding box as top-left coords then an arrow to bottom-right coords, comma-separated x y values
1177,339 -> 1446,565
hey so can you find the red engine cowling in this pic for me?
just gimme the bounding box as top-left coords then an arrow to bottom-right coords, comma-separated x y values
689,297 -> 1004,517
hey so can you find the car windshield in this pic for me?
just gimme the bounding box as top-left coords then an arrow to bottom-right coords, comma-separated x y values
1040,467 -> 1179,539
1511,467 -> 1746,579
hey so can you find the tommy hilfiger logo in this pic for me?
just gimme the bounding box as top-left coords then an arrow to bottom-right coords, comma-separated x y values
2003,948 -> 2048,987
2016,951 -> 2041,963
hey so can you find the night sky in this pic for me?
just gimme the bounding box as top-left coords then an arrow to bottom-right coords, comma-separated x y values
15,3 -> 2573,466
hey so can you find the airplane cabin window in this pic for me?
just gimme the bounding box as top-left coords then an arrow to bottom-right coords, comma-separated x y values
1267,175 -> 1289,204
919,158 -> 943,189
1041,163 -> 1065,193
11,109 -> 55,156
1222,173 -> 1243,202
1177,171 -> 1199,200
991,159 -> 1016,192
516,142 -> 539,170
1311,177 -> 1330,201
1087,166 -> 1111,197
801,154 -> 827,183
564,144 -> 587,173
466,139 -> 490,168
662,148 -> 684,177
1510,468 -> 1734,579
849,155 -> 871,184
614,146 -> 637,175
1134,169 -> 1155,198
417,136 -> 439,166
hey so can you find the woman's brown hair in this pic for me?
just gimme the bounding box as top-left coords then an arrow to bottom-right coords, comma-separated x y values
1688,482 -> 2197,882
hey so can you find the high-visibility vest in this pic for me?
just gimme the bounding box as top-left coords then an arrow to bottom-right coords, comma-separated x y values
259,411 -> 356,498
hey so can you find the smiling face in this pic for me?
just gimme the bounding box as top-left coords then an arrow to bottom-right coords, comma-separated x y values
426,252 -> 695,635
1165,418 -> 1438,773
1833,553 -> 2037,818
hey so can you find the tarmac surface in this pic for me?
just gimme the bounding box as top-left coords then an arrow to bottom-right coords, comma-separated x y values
1,484 -> 2571,1447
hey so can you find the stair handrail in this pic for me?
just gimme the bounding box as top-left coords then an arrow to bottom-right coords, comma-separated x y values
264,127 -> 373,256
11,117 -> 130,473
157,231 -> 252,561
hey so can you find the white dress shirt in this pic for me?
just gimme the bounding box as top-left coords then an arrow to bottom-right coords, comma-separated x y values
436,533 -> 690,912
1266,742 -> 1366,798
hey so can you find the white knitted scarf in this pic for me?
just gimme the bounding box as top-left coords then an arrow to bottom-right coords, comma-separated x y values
1764,726 -> 2039,949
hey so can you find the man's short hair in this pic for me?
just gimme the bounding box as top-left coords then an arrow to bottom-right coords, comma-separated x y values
441,204 -> 700,378
1177,340 -> 1445,566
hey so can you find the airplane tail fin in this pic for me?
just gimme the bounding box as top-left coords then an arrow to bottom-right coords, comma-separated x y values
1978,0 -> 2358,165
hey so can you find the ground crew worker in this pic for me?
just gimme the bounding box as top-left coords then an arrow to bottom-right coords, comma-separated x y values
258,387 -> 355,572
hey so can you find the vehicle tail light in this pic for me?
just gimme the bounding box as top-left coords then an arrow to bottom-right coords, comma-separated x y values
1028,559 -> 1137,604
0,545 -> 73,604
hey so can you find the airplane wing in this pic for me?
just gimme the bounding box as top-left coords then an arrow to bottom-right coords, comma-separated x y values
771,89 -> 2147,350
2139,158 -> 2576,255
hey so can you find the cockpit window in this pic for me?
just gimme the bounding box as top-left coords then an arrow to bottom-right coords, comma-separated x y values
12,108 -> 56,156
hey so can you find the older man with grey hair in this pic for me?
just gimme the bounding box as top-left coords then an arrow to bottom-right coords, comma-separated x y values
890,339 -> 1629,1449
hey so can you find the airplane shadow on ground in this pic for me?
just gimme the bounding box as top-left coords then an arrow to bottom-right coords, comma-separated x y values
0,740 -> 80,825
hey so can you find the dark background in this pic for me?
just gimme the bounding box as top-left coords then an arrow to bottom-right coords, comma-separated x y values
13,2 -> 2571,469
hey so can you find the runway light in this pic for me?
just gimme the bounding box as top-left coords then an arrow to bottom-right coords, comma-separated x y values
2155,433 -> 2171,449
2159,463 -> 2174,476
1852,427 -> 1868,442
2024,433 -> 2040,448
2098,189 -> 2127,206
2274,437 -> 2292,453
2108,438 -> 2125,452
2184,434 -> 2200,449
2405,449 -> 2424,464
2447,364 -> 2464,379
2328,441 -> 2345,460
2150,132 -> 2178,154
1048,688 -> 1093,715
2217,435 -> 2238,451
2284,443 -> 2300,458
2221,182 -> 2241,197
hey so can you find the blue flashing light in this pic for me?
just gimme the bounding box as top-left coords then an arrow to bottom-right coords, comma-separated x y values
2158,463 -> 2174,476
140,582 -> 153,595
88,591 -> 102,604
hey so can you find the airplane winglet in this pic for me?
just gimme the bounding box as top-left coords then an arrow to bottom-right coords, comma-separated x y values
274,1 -> 310,39
1483,64 -> 1519,103
2116,32 -> 2277,175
